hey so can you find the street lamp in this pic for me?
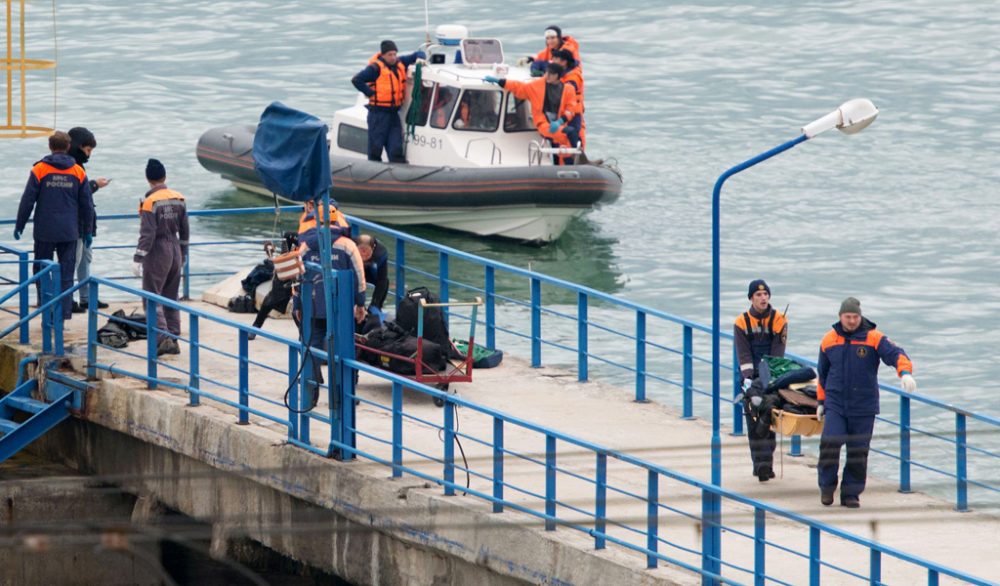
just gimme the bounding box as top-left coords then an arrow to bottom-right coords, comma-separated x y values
710,98 -> 879,485
702,98 -> 878,583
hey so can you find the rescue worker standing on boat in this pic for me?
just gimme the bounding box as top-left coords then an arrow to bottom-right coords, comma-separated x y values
14,131 -> 94,321
519,25 -> 581,71
816,297 -> 917,508
132,159 -> 189,357
485,63 -> 581,164
549,49 -> 586,150
351,40 -> 424,163
734,279 -> 788,482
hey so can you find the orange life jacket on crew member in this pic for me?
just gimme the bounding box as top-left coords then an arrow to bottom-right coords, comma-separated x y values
367,53 -> 407,108
298,204 -> 349,235
535,35 -> 582,65
502,77 -> 580,147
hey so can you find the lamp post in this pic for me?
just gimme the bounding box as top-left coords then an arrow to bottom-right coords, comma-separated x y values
702,98 -> 878,584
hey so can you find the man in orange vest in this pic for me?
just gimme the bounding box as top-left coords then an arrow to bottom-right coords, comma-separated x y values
485,63 -> 582,163
351,40 -> 424,163
132,159 -> 189,356
550,49 -> 586,149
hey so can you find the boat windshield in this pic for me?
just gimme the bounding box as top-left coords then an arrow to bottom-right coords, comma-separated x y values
409,83 -> 434,126
504,95 -> 534,132
431,85 -> 460,129
453,89 -> 501,132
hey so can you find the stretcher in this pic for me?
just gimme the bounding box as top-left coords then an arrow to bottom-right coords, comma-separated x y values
355,297 -> 483,407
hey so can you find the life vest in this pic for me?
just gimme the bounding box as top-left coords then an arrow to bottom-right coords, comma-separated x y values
298,204 -> 349,235
535,35 -> 582,65
502,77 -> 580,146
367,53 -> 407,108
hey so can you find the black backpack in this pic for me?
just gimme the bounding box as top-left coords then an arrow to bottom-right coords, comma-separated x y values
396,287 -> 464,359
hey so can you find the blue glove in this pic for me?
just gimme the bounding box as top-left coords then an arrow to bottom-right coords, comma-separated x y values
548,118 -> 564,134
13,229 -> 21,240
483,75 -> 500,85
83,234 -> 93,248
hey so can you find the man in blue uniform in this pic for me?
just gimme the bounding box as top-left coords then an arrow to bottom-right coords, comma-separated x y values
15,131 -> 94,320
816,297 -> 917,508
351,40 -> 424,163
354,234 -> 389,313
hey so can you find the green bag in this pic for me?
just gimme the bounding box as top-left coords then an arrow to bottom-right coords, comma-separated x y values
762,355 -> 807,378
453,339 -> 503,369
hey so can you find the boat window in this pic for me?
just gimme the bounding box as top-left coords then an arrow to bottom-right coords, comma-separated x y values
337,123 -> 368,154
407,83 -> 434,127
504,95 -> 534,132
452,90 -> 501,132
430,86 -> 460,129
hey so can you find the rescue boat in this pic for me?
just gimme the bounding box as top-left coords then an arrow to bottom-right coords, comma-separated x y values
196,25 -> 622,243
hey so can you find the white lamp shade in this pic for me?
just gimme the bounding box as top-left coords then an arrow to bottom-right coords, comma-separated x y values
801,98 -> 878,138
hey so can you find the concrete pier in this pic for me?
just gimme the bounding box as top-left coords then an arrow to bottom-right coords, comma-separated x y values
2,300 -> 998,585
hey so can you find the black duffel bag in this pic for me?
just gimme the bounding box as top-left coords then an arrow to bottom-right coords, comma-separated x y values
396,287 -> 464,359
359,321 -> 446,375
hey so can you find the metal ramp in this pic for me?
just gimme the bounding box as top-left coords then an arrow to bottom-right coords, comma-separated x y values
0,360 -> 86,463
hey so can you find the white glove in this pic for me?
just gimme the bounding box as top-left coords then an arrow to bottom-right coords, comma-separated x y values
132,262 -> 143,277
816,404 -> 825,421
900,373 -> 917,392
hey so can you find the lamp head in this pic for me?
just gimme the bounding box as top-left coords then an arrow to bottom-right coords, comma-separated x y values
801,98 -> 878,138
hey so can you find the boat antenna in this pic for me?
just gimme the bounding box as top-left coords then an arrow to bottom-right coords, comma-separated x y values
423,0 -> 431,43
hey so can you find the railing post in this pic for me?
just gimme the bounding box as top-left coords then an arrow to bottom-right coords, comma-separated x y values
595,452 -> 607,549
484,266 -> 496,350
181,250 -> 190,300
237,329 -> 249,425
299,279 -> 313,445
18,251 -> 28,344
287,345 -> 298,441
790,435 -> 802,457
636,311 -> 647,402
577,291 -> 588,382
86,280 -> 98,380
530,277 -> 541,368
754,507 -> 765,586
392,381 -> 403,478
395,238 -> 406,306
701,489 -> 721,585
146,299 -> 158,389
809,527 -> 820,586
899,395 -> 911,493
334,269 -> 357,461
927,569 -> 939,586
40,268 -> 51,354
731,344 -> 743,435
51,265 -> 63,356
493,417 -> 503,512
870,549 -> 881,586
682,324 -> 693,418
438,251 -> 450,326
545,434 -> 556,530
443,401 -> 455,496
188,314 -> 200,406
955,413 -> 968,512
646,469 -> 658,569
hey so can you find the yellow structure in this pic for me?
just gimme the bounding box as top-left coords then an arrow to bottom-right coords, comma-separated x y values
1,0 -> 56,138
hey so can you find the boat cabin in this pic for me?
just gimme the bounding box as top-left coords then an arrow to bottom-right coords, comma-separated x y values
330,25 -> 566,168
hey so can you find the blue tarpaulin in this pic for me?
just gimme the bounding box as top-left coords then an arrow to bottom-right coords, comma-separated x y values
252,101 -> 331,202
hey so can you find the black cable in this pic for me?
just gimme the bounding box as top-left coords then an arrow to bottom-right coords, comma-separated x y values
437,401 -> 471,495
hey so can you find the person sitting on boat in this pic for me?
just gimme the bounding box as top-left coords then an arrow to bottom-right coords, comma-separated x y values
550,48 -> 586,149
298,199 -> 350,237
518,25 -> 581,73
484,63 -> 582,164
354,234 -> 389,313
350,40 -> 425,164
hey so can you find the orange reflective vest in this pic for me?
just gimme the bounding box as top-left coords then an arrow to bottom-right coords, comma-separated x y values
298,204 -> 349,235
561,66 -> 586,148
502,78 -> 579,147
367,53 -> 407,108
535,35 -> 582,65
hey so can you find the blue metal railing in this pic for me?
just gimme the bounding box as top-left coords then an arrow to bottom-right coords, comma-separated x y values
0,225 -> 995,583
1,206 -> 997,512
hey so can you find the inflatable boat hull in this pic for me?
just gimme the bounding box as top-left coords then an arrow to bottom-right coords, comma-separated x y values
197,124 -> 621,242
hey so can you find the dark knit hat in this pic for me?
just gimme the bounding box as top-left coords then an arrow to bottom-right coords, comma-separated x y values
544,25 -> 562,39
380,40 -> 398,54
145,158 -> 166,181
839,297 -> 862,315
546,62 -> 565,76
551,48 -> 574,63
68,126 -> 97,149
747,279 -> 770,299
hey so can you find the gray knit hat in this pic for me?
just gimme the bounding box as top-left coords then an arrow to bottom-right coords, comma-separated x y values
839,297 -> 862,315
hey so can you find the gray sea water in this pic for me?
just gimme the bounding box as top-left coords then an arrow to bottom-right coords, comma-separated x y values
1,0 -> 997,492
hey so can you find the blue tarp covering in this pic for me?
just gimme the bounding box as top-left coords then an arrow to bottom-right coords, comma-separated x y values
252,101 -> 331,202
